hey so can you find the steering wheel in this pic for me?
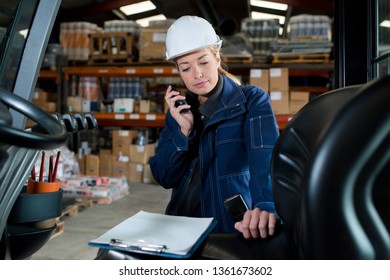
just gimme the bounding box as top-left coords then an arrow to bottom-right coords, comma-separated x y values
0,88 -> 68,150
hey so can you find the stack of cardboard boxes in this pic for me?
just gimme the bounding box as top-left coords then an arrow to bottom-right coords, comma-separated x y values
269,68 -> 290,115
31,89 -> 57,113
250,67 -> 310,115
128,143 -> 156,183
81,129 -> 157,184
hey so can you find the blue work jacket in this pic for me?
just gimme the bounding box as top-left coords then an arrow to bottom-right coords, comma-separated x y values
150,74 -> 280,232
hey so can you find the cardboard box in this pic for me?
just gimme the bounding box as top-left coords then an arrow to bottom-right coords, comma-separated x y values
128,162 -> 144,183
32,90 -> 48,101
289,91 -> 310,114
77,155 -> 85,175
32,101 -> 57,112
112,158 -> 128,178
269,68 -> 289,91
129,143 -> 155,164
139,26 -> 168,61
99,150 -> 113,177
113,98 -> 134,113
143,164 -> 157,184
270,90 -> 290,115
250,69 -> 269,92
139,100 -> 157,113
67,96 -> 83,112
85,154 -> 100,176
112,129 -> 138,156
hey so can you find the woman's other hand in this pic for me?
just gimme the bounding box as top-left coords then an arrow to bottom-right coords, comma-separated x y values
234,208 -> 279,239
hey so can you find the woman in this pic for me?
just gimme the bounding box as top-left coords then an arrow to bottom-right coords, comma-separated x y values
150,15 -> 280,240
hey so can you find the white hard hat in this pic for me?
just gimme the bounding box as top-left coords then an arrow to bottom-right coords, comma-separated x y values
165,15 -> 222,61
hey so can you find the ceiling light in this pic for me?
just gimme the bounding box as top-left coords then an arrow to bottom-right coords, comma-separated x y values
136,14 -> 167,27
380,20 -> 390,28
120,1 -> 156,16
250,0 -> 288,11
251,11 -> 285,25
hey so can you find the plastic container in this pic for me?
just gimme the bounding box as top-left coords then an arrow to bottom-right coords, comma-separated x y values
27,177 -> 60,194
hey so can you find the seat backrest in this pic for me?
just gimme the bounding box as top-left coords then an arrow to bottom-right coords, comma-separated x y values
271,75 -> 390,259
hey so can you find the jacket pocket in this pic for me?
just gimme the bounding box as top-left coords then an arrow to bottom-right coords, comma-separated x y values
215,121 -> 244,145
249,114 -> 277,149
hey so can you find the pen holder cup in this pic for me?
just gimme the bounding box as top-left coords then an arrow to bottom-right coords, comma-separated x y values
5,188 -> 63,259
27,177 -> 60,194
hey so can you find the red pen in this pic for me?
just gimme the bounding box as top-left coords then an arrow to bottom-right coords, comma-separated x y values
31,165 -> 36,181
39,151 -> 45,182
49,155 -> 53,182
52,151 -> 61,182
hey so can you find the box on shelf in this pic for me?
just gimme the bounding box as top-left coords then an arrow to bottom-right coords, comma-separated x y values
32,101 -> 57,112
113,98 -> 134,113
269,68 -> 289,91
78,76 -> 100,101
139,100 -> 157,113
139,26 -> 169,61
129,143 -> 156,164
67,96 -> 83,112
270,90 -> 289,115
250,69 -> 269,92
60,22 -> 100,61
290,91 -> 310,114
32,90 -> 49,102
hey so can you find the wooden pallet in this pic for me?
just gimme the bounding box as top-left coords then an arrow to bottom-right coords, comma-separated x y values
138,58 -> 167,63
89,32 -> 134,65
75,193 -> 127,205
224,56 -> 253,64
49,199 -> 94,239
51,221 -> 65,239
89,57 -> 134,65
272,53 -> 331,63
60,199 -> 94,218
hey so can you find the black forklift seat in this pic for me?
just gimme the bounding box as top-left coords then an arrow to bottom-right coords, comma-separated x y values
271,75 -> 390,259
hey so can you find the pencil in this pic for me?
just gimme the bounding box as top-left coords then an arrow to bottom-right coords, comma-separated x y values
39,151 -> 45,182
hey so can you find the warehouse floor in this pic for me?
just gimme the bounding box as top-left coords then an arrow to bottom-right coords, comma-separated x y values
30,182 -> 171,260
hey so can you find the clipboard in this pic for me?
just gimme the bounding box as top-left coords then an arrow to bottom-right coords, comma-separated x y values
88,211 -> 217,259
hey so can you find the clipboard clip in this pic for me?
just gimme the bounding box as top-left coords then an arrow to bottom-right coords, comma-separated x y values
109,238 -> 167,253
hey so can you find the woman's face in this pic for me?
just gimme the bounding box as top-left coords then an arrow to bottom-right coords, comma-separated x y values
176,48 -> 221,99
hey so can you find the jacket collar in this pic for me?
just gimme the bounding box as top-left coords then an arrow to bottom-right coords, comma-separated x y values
218,74 -> 247,108
186,74 -> 247,125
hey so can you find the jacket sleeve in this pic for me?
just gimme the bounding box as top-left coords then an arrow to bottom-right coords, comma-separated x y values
244,86 -> 280,214
149,110 -> 195,189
